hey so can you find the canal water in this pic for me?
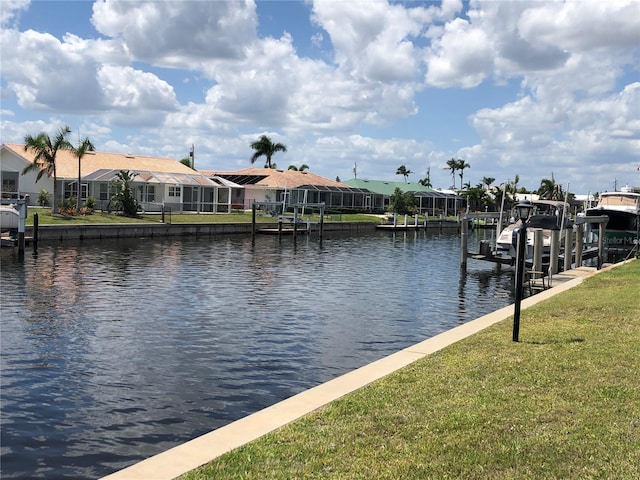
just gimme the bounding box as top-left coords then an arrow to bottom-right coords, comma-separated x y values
1,229 -> 516,479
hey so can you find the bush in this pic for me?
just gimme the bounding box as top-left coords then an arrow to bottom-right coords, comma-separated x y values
59,196 -> 77,215
37,189 -> 49,207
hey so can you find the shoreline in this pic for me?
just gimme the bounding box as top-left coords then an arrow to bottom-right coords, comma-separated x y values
17,220 -> 461,244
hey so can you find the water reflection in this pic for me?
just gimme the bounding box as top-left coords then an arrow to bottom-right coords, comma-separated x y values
1,230 -> 516,479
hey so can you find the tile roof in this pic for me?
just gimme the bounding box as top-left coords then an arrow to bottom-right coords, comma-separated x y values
2,143 -> 197,179
199,167 -> 348,189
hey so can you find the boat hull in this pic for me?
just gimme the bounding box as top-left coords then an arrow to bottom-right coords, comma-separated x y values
0,206 -> 19,230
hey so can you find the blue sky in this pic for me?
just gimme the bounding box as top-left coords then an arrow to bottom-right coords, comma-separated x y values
1,0 -> 639,194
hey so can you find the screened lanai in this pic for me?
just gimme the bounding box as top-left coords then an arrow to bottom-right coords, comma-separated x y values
81,168 -> 231,213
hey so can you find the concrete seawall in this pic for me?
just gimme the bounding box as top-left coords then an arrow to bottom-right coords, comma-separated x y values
25,221 -> 378,243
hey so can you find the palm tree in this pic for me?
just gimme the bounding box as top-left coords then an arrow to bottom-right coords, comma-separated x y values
418,166 -> 432,187
538,175 -> 563,200
250,135 -> 287,169
445,158 -> 458,189
22,125 -> 73,214
288,164 -> 309,171
456,159 -> 470,189
482,176 -> 495,190
71,137 -> 95,212
396,165 -> 412,182
110,170 -> 139,217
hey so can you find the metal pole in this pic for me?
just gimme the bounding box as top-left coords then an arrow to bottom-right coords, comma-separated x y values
513,223 -> 527,342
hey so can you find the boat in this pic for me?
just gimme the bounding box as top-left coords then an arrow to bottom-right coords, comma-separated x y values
0,204 -> 20,231
495,200 -> 573,259
584,186 -> 640,250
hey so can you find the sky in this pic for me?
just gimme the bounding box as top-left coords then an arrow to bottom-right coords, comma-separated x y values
1,0 -> 639,195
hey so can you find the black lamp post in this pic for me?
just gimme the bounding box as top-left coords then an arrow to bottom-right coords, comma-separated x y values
512,199 -> 534,342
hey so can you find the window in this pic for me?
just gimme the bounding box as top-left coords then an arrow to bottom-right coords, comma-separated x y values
139,185 -> 155,203
169,186 -> 181,197
2,177 -> 17,193
64,182 -> 88,199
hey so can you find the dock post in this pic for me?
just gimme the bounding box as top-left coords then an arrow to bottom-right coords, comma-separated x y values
278,217 -> 283,242
550,230 -> 559,273
404,214 -> 408,227
319,205 -> 324,242
293,206 -> 298,245
414,214 -> 418,228
533,228 -> 543,277
460,216 -> 468,270
563,228 -> 573,272
393,213 -> 397,229
17,199 -> 27,257
33,213 -> 39,253
251,203 -> 256,243
597,222 -> 606,269
575,224 -> 584,267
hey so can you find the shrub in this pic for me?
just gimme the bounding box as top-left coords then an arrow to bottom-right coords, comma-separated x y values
37,189 -> 49,207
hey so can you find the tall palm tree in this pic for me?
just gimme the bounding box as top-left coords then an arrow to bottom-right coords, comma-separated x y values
250,135 -> 287,169
445,158 -> 458,189
418,166 -> 432,187
396,165 -> 412,182
22,125 -> 73,214
72,137 -> 95,212
456,159 -> 470,189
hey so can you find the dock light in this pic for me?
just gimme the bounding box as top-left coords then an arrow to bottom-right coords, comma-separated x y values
513,199 -> 534,342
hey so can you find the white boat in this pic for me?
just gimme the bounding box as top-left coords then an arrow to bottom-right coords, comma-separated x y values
495,200 -> 573,258
0,204 -> 20,231
584,186 -> 640,250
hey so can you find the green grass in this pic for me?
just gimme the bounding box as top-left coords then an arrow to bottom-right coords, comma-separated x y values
179,260 -> 640,480
24,207 -> 384,226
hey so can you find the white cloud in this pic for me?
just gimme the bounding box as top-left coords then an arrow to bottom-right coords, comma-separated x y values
97,65 -> 178,125
91,0 -> 258,68
311,0 -> 429,82
425,17 -> 494,88
0,0 -> 30,27
518,0 -> 640,51
1,26 -> 177,125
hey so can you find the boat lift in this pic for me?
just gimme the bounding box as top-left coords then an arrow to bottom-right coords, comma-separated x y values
251,201 -> 326,243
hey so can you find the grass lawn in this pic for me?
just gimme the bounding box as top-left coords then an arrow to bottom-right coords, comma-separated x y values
24,207 -> 385,226
179,260 -> 640,480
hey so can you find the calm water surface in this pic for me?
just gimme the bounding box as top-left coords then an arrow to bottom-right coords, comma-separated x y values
1,229 -> 516,479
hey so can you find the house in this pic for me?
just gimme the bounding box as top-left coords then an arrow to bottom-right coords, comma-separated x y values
200,167 -> 383,212
0,143 -> 233,213
344,178 -> 465,216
